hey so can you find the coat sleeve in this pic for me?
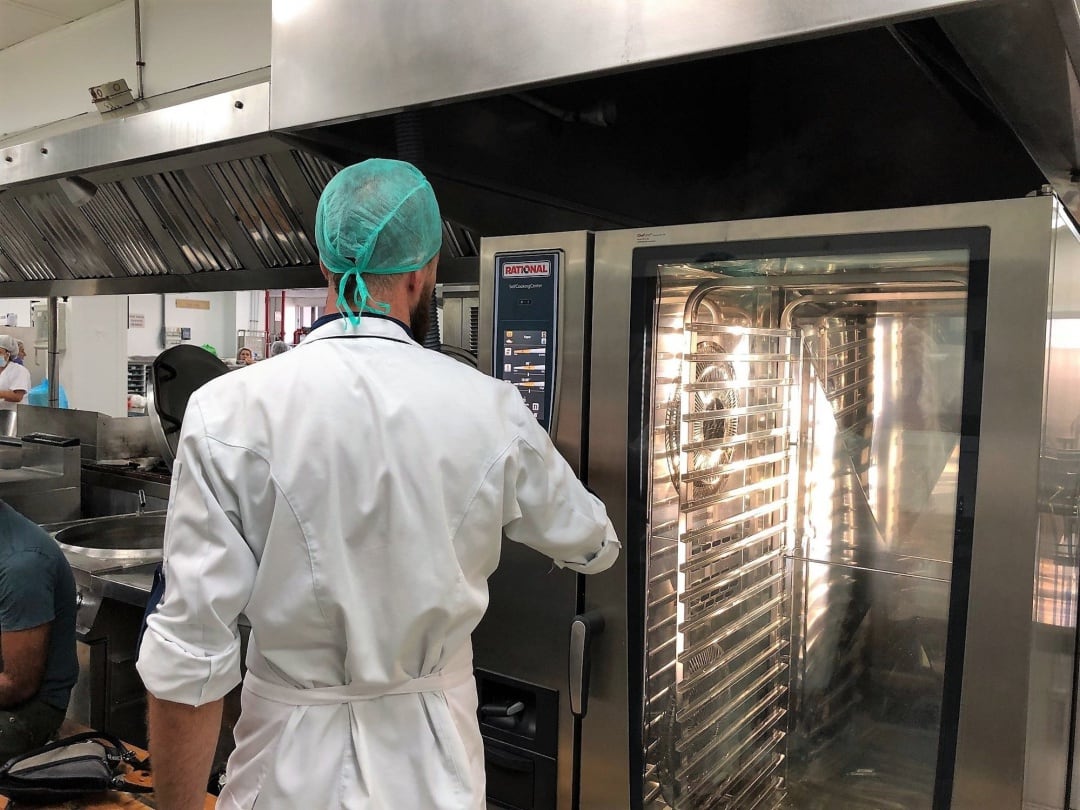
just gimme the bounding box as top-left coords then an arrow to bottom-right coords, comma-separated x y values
500,395 -> 620,574
136,397 -> 258,706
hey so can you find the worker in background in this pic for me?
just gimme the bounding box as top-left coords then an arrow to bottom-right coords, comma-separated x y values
0,500 -> 78,761
268,340 -> 290,357
0,336 -> 32,411
13,340 -> 25,366
236,347 -> 255,366
137,159 -> 619,810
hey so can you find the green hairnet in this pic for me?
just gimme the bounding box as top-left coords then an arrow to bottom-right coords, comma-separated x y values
315,158 -> 442,326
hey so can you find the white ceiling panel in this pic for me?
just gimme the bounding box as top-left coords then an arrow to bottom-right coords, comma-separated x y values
0,0 -> 121,51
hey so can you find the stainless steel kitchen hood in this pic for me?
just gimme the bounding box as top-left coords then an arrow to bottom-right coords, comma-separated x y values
1,0 -> 1074,300
941,0 -> 1080,216
0,74 -> 321,295
0,72 -> 479,297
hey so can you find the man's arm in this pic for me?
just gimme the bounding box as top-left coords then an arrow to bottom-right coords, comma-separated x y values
147,695 -> 222,810
500,393 -> 620,573
0,623 -> 49,707
0,390 -> 26,403
137,395 -> 256,806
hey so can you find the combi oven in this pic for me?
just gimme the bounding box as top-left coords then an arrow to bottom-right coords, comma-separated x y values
475,196 -> 1080,810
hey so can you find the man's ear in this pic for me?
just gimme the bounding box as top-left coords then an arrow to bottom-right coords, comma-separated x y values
320,262 -> 332,284
405,268 -> 425,294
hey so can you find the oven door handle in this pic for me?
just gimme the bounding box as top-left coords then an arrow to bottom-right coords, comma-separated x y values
569,610 -> 605,718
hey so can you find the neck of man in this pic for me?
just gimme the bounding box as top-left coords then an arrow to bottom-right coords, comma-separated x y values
323,282 -> 411,325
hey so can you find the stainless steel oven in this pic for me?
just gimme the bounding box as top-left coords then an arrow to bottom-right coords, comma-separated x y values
477,196 -> 1080,810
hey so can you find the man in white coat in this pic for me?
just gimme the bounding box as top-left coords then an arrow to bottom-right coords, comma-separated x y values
136,159 -> 620,810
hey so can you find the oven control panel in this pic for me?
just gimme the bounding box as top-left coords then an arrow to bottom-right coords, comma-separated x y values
493,251 -> 560,431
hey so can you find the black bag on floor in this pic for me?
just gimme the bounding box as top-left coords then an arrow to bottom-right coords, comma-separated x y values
0,730 -> 152,804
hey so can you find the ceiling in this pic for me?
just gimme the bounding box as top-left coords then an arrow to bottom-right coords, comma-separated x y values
0,0 -> 121,50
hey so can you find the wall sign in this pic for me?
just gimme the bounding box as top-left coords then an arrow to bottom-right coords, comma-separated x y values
175,299 -> 211,311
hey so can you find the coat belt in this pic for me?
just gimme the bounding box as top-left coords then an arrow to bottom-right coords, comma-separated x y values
242,646 -> 473,706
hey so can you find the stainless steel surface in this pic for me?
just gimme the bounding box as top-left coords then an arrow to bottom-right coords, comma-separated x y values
0,438 -> 81,524
1025,204 -> 1080,810
14,406 -> 158,461
942,1 -> 1080,224
270,0 -> 989,130
475,231 -> 592,810
0,410 -> 15,438
0,74 -> 271,186
0,100 -> 481,297
81,468 -> 170,520
0,266 -> 325,298
587,197 -> 1061,809
570,619 -> 587,717
48,512 -> 166,636
47,295 -> 57,407
439,284 -> 480,358
95,565 -> 157,608
0,70 -> 335,297
54,514 -> 165,561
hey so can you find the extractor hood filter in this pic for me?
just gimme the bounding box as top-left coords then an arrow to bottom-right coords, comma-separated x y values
207,156 -> 317,268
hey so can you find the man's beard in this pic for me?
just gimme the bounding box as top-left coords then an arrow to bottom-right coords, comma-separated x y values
410,281 -> 435,340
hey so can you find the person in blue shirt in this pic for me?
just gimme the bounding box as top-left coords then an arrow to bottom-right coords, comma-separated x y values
0,500 -> 78,760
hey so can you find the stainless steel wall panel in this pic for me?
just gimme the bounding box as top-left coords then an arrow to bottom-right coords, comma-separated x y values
270,0 -> 990,130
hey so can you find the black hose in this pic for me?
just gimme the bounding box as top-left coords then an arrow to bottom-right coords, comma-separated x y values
423,295 -> 440,350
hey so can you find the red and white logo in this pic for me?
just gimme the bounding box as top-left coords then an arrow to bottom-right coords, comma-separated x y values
502,261 -> 551,278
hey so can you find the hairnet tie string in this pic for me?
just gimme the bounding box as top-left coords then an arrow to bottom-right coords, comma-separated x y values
336,270 -> 393,327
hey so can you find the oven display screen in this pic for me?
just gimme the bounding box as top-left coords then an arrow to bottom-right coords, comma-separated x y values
493,251 -> 560,431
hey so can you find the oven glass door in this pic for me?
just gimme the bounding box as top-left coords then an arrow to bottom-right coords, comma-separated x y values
629,231 -> 989,810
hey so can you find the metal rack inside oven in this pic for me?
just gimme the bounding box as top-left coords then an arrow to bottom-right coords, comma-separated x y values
645,281 -> 795,810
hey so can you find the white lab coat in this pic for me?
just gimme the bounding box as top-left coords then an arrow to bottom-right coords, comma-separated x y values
136,315 -> 619,809
0,362 -> 31,410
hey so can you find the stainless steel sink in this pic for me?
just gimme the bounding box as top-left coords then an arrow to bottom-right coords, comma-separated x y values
54,515 -> 165,560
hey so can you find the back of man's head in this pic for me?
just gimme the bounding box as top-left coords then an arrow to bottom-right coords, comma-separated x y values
315,159 -> 441,325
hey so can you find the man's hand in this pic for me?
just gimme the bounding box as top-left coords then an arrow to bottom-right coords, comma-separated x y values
0,623 -> 49,707
147,694 -> 223,810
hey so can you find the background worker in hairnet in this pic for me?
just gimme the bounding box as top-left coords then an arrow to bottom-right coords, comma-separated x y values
137,158 -> 619,810
0,336 -> 31,411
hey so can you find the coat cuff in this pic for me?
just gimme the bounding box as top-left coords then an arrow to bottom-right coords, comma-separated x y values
136,623 -> 242,706
556,535 -> 621,574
